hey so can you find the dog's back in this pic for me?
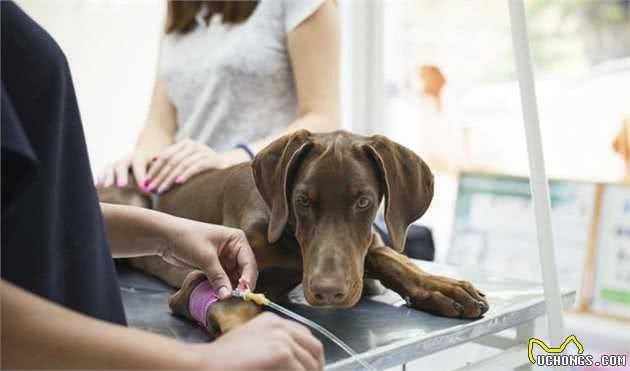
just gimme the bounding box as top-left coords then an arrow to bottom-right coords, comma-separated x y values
99,162 -> 264,224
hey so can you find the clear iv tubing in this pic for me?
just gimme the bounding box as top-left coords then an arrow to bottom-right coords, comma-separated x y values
234,290 -> 376,371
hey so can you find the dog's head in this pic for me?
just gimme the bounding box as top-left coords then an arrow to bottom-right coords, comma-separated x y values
252,130 -> 434,307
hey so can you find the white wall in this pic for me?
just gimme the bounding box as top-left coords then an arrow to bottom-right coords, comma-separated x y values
15,0 -> 165,174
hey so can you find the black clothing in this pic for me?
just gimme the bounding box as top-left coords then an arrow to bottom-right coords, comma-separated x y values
1,2 -> 126,325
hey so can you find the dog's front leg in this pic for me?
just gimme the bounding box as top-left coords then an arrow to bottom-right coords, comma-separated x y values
365,245 -> 489,319
169,271 -> 261,339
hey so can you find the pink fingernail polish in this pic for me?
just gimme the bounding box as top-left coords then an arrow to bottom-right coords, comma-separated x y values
143,177 -> 151,187
175,176 -> 184,184
238,277 -> 251,291
146,182 -> 156,192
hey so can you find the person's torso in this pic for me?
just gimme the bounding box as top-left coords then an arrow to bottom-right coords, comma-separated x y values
159,0 -> 296,151
1,2 -> 126,326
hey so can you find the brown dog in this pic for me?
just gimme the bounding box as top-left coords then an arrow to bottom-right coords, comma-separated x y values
99,130 -> 488,336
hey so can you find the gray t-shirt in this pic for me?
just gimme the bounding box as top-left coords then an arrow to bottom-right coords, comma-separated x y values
159,0 -> 323,151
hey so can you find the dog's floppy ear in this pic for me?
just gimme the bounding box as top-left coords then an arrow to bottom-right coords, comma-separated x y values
251,130 -> 313,243
364,135 -> 434,252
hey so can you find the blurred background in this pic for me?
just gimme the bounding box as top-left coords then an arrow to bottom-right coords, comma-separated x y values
17,0 -> 629,211
383,0 -> 629,181
17,0 -> 630,369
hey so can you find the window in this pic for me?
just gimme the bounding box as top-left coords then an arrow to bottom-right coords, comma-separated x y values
376,0 -> 630,181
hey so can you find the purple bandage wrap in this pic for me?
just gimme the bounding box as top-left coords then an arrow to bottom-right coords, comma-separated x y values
189,281 -> 219,327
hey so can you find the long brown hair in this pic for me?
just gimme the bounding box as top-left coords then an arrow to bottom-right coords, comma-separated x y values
165,1 -> 258,34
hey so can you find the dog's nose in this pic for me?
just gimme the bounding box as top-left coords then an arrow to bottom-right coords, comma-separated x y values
310,276 -> 348,305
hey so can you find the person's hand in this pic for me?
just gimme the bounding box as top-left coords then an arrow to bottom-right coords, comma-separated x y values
159,216 -> 258,298
192,312 -> 324,370
145,140 -> 252,194
97,150 -> 151,189
144,140 -> 221,194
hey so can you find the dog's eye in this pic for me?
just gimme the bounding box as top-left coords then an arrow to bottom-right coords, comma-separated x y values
356,196 -> 370,209
297,195 -> 311,208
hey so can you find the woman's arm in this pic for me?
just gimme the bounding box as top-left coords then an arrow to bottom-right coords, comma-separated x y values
1,280 -> 196,369
1,280 -> 324,370
98,76 -> 177,188
136,77 -> 178,155
100,202 -> 176,258
100,203 -> 258,296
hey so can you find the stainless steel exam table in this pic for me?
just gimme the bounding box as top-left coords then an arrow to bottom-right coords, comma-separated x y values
118,260 -> 575,370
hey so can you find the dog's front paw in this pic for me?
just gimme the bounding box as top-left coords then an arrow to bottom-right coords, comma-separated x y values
206,297 -> 261,337
408,275 -> 489,319
169,270 -> 261,338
